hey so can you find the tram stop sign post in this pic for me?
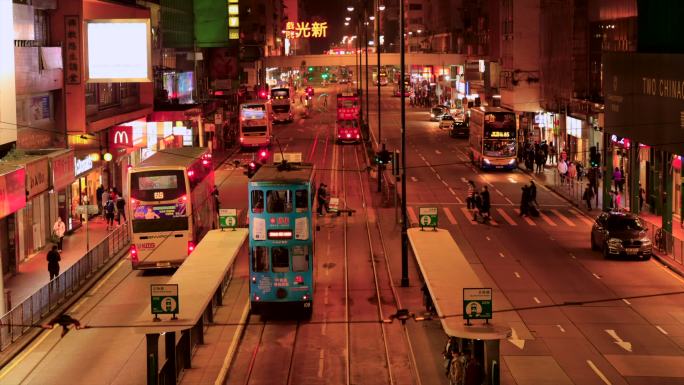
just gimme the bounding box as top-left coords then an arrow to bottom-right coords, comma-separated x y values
219,208 -> 238,231
463,287 -> 492,325
151,284 -> 179,321
419,207 -> 438,230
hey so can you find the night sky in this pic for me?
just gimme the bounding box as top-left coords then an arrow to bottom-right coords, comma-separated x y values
303,1 -> 346,54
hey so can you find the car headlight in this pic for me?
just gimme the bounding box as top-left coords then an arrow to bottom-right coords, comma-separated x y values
608,238 -> 622,247
483,158 -> 491,165
640,238 -> 651,246
431,113 -> 435,117
508,159 -> 516,165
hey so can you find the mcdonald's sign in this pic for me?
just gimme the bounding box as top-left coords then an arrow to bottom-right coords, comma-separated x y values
110,125 -> 133,149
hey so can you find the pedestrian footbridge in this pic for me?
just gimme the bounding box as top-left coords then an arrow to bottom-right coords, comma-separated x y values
263,52 -> 466,69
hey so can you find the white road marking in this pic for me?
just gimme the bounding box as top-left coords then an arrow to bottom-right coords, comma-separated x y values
318,349 -> 325,377
557,324 -> 566,333
460,207 -> 475,223
495,189 -> 504,196
622,298 -> 631,305
569,253 -> 576,259
514,209 -> 536,225
499,252 -> 505,258
593,273 -> 601,279
539,211 -> 557,226
486,236 -> 491,241
551,209 -> 576,227
461,177 -> 468,183
656,325 -> 669,335
324,287 -> 329,305
429,166 -> 436,173
435,149 -> 442,155
443,207 -> 458,225
570,209 -> 595,226
605,329 -> 633,352
497,208 -> 517,226
514,272 -> 521,278
454,196 -> 463,204
442,180 -> 449,187
505,197 -> 514,205
410,176 -> 418,182
533,297 -> 541,304
436,174 -> 442,181
448,187 -> 457,195
587,360 -> 612,385
407,207 -> 418,224
508,177 -> 517,184
425,161 -> 431,166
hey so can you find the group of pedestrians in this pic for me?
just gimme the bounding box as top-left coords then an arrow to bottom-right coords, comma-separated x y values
465,180 -> 491,223
97,185 -> 126,230
521,140 -> 555,174
442,337 -> 485,385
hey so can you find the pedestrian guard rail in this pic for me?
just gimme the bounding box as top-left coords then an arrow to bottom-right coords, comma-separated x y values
0,223 -> 130,352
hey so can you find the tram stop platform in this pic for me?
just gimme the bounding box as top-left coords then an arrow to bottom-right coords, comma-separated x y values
408,228 -> 511,385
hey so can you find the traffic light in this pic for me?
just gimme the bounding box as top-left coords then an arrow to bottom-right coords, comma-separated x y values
376,149 -> 391,165
322,73 -> 328,79
589,146 -> 600,167
308,66 -> 314,72
305,86 -> 314,96
258,149 -> 269,160
245,161 -> 261,178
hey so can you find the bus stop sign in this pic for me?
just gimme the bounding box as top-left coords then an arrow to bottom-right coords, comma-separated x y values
151,284 -> 179,319
219,208 -> 238,230
419,207 -> 438,229
463,287 -> 492,321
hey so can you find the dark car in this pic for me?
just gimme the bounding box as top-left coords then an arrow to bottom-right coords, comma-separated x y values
590,211 -> 652,260
450,120 -> 469,138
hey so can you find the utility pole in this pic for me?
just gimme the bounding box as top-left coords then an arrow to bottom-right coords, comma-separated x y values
400,0 -> 409,288
364,9 -> 370,132
376,0 -> 382,193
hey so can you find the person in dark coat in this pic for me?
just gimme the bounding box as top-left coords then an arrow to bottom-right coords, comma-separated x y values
480,186 -> 491,221
316,183 -> 329,215
116,195 -> 126,224
42,313 -> 83,337
47,245 -> 61,280
529,180 -> 538,207
520,185 -> 530,216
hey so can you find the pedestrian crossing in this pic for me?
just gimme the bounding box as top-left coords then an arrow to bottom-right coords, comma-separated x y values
407,205 -> 595,228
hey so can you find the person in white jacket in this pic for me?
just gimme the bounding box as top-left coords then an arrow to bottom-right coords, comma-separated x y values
53,217 -> 66,252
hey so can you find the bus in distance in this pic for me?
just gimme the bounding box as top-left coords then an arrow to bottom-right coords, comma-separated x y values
239,101 -> 272,149
128,147 -> 216,269
468,106 -> 517,170
270,87 -> 294,123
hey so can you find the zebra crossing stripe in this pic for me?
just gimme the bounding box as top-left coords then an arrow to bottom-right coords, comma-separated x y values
497,208 -> 518,226
443,207 -> 458,225
407,206 -> 419,225
551,209 -> 575,227
514,209 -> 537,225
460,207 -> 476,224
539,211 -> 558,226
569,209 -> 594,226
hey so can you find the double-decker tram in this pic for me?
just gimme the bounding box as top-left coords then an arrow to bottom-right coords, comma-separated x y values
468,106 -> 518,170
248,157 -> 315,317
128,147 -> 216,269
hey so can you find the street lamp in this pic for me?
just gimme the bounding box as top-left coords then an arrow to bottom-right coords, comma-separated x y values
378,4 -> 386,11
347,5 -> 354,12
344,21 -> 349,26
345,16 -> 351,21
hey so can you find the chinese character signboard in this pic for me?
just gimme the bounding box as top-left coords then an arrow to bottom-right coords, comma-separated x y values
65,15 -> 81,84
285,21 -> 328,39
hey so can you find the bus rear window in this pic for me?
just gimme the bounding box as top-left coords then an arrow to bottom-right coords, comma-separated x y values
242,126 -> 267,133
131,170 -> 186,201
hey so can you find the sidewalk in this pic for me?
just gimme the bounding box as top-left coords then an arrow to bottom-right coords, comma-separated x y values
521,163 -> 684,275
4,216 -> 118,309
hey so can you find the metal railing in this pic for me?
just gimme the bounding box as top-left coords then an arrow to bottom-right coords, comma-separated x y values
0,224 -> 130,351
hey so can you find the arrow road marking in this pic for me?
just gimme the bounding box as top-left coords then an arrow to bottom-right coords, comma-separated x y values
508,327 -> 525,350
605,329 -> 633,352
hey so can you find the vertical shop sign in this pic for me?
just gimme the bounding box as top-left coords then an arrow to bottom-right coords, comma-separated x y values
26,158 -> 49,199
65,15 -> 81,84
0,168 -> 27,219
52,151 -> 75,191
110,125 -> 133,149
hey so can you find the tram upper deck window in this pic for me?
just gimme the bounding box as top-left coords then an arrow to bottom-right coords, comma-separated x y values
253,246 -> 269,272
292,246 -> 309,272
251,190 -> 264,213
267,190 -> 292,213
295,189 -> 308,212
272,246 -> 289,272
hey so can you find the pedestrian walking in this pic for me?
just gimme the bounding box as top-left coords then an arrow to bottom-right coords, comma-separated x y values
316,183 -> 329,215
42,313 -> 83,338
116,195 -> 126,224
520,185 -> 530,216
639,184 -> 645,212
104,198 -> 115,230
52,217 -> 66,252
535,148 -> 544,173
548,142 -> 556,165
96,184 -> 104,214
212,185 -> 221,214
557,159 -> 568,184
613,167 -> 623,193
583,186 -> 594,210
101,188 -> 110,218
47,245 -> 61,280
466,180 -> 476,209
614,190 -> 622,210
567,161 -> 577,181
529,180 -> 538,207
480,186 -> 491,222
472,192 -> 482,221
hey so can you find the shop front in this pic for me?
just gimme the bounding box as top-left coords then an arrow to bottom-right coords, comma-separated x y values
0,166 -> 27,277
17,157 -> 50,261
70,154 -> 102,229
49,149 -> 76,232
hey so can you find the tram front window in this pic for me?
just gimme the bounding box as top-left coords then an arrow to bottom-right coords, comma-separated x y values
253,246 -> 269,272
251,190 -> 264,213
267,190 -> 292,213
292,246 -> 309,272
295,189 -> 308,212
272,247 -> 289,272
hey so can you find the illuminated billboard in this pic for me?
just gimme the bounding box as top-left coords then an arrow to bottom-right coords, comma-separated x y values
285,21 -> 328,39
85,19 -> 152,83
